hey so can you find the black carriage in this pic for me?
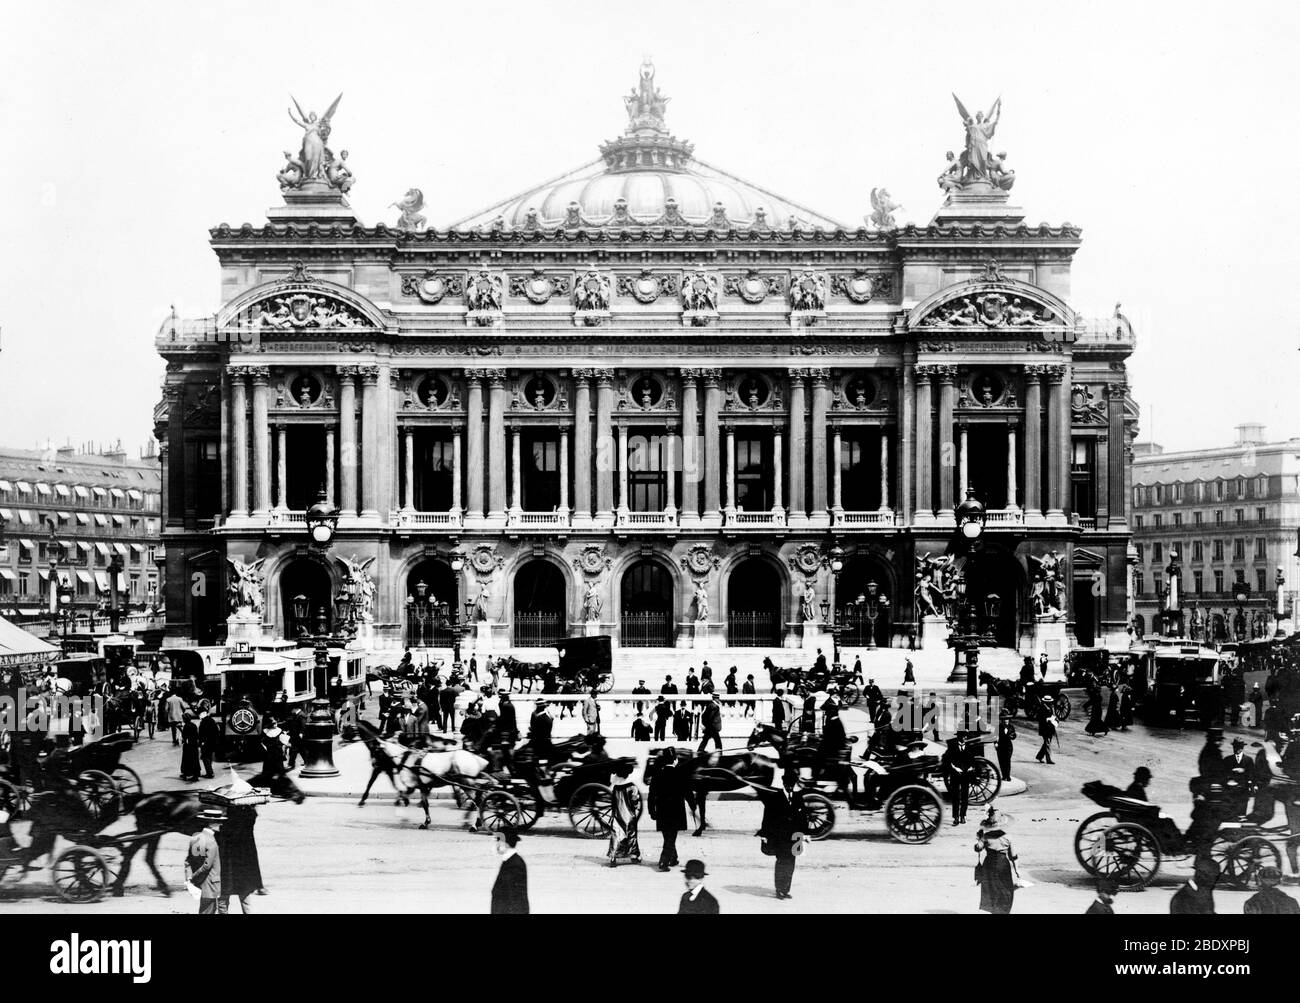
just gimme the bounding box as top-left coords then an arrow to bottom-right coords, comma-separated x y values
1128,641 -> 1224,727
1064,648 -> 1113,687
0,731 -> 142,823
555,636 -> 614,694
979,672 -> 1073,721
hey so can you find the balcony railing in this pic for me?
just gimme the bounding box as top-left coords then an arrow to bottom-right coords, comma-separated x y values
509,511 -> 570,529
729,510 -> 785,527
984,509 -> 1024,526
619,510 -> 676,528
834,510 -> 896,528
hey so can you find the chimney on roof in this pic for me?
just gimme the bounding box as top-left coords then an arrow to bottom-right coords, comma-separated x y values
1235,423 -> 1266,446
104,438 -> 127,463
56,444 -> 76,458
1132,441 -> 1163,457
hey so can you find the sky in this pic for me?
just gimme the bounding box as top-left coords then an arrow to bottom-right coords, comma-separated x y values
2,0 -> 1298,455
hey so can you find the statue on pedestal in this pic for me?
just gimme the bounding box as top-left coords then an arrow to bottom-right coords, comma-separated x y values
800,583 -> 818,622
474,583 -> 491,622
227,558 -> 266,618
581,580 -> 603,623
938,95 -> 1014,193
391,189 -> 427,232
693,581 -> 710,622
868,188 -> 903,230
1029,550 -> 1065,616
279,94 -> 355,194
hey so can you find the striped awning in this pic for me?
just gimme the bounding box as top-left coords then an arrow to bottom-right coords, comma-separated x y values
15,482 -> 31,493
75,513 -> 89,525
18,539 -> 35,549
73,486 -> 89,498
0,570 -> 16,581
109,488 -> 125,498
94,572 -> 110,591
91,487 -> 107,497
130,544 -> 144,555
54,484 -> 71,497
76,542 -> 93,555
111,515 -> 125,526
127,489 -> 143,500
37,568 -> 51,581
0,480 -> 10,490
16,510 -> 32,524
0,509 -> 11,520
56,511 -> 72,520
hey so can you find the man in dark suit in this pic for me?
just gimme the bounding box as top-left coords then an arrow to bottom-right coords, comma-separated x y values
677,859 -> 719,914
528,700 -> 553,762
1222,738 -> 1252,815
756,771 -> 807,900
197,704 -> 222,779
1085,878 -> 1118,914
490,830 -> 529,914
772,688 -> 788,730
1170,857 -> 1218,914
661,675 -> 679,702
1125,766 -> 1152,801
1244,866 -> 1300,914
698,693 -> 723,752
994,710 -> 1016,782
649,748 -> 689,871
653,697 -> 673,742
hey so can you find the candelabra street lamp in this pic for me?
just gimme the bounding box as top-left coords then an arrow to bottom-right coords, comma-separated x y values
1275,567 -> 1287,639
944,491 -> 993,699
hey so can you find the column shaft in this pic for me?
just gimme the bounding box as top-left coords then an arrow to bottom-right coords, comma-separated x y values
594,372 -> 614,521
724,426 -> 736,516
487,372 -> 508,518
1023,369 -> 1043,517
230,373 -> 249,518
466,375 -> 485,519
510,426 -> 522,513
251,371 -> 271,516
959,425 -> 969,498
1045,368 -> 1066,518
1006,426 -> 1018,510
360,368 -> 381,519
832,428 -> 843,512
1107,384 -> 1127,529
880,430 -> 890,510
914,368 -> 933,519
788,371 -> 807,521
680,373 -> 700,523
810,371 -> 830,519
337,368 -> 358,517
324,427 -> 335,507
702,372 -> 722,522
403,429 -> 415,511
573,374 -> 592,521
936,368 -> 956,516
452,428 -> 463,514
772,429 -> 784,516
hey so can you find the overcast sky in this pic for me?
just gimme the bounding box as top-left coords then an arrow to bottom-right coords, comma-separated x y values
2,0 -> 1298,455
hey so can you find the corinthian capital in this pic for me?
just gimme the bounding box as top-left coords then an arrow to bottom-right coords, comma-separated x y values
913,364 -> 938,380
358,365 -> 381,382
335,365 -> 361,378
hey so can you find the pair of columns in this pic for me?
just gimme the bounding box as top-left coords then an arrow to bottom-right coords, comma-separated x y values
228,364 -> 391,520
399,427 -> 464,514
912,363 -> 1070,522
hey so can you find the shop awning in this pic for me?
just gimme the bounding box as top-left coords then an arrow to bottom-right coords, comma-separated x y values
75,513 -> 89,525
0,509 -> 11,520
73,486 -> 89,498
130,544 -> 144,555
91,487 -> 107,497
56,511 -> 71,520
54,484 -> 70,497
0,570 -> 16,581
76,542 -> 92,555
111,515 -> 125,526
37,568 -> 50,581
16,510 -> 32,524
35,483 -> 51,496
109,488 -> 125,498
75,571 -> 93,585
113,543 -> 129,556
16,482 -> 31,494
127,489 -> 143,501
18,539 -> 35,549
94,571 -> 110,591
95,542 -> 111,556
0,615 -> 58,660
0,480 -> 11,491
93,514 -> 108,526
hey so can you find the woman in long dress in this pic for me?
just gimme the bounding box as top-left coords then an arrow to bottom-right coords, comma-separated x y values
218,804 -> 265,912
1104,685 -> 1123,732
1084,683 -> 1109,737
975,812 -> 1018,914
179,712 -> 201,781
606,761 -> 642,867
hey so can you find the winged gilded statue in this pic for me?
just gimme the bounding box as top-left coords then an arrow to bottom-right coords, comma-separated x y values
867,188 -> 903,230
287,93 -> 343,183
391,189 -> 427,232
951,94 -> 1001,181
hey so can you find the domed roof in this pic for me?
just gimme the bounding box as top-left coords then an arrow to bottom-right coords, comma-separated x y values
450,62 -> 844,233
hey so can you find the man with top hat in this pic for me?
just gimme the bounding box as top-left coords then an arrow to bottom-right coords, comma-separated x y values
1170,856 -> 1219,914
649,747 -> 690,871
1222,737 -> 1253,815
1086,877 -> 1118,914
186,807 -> 224,915
497,691 -> 518,746
1034,695 -> 1057,765
677,859 -> 719,914
942,732 -> 975,825
1197,727 -> 1227,783
995,709 -> 1016,781
698,692 -> 724,753
653,696 -> 672,742
1126,766 -> 1152,801
1243,866 -> 1300,914
528,699 -> 553,762
755,769 -> 808,900
490,829 -> 529,914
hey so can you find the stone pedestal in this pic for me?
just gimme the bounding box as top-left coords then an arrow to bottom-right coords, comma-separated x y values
579,620 -> 612,638
226,614 -> 265,644
798,622 -> 827,652
920,615 -> 951,651
930,183 -> 1025,226
1030,615 -> 1069,671
472,621 -> 500,652
678,621 -> 724,649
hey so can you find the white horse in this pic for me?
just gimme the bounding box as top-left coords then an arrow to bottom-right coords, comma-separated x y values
366,727 -> 494,830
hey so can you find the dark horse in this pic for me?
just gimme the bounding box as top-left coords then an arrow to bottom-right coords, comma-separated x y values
747,722 -> 858,798
498,656 -> 550,694
644,745 -> 776,837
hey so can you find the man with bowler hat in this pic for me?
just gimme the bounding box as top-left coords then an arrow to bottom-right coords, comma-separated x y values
649,747 -> 689,871
490,829 -> 529,914
185,807 -> 224,915
1244,866 -> 1300,914
1170,857 -> 1219,914
995,709 -> 1016,781
677,859 -> 719,914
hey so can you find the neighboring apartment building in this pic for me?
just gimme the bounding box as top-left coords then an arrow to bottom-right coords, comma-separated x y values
1131,424 -> 1299,639
0,442 -> 162,619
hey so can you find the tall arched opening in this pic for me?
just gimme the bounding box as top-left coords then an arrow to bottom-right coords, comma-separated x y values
513,560 -> 567,647
280,557 -> 334,639
727,557 -> 782,646
837,554 -> 894,650
620,560 -> 674,647
963,549 -> 1022,648
404,559 -> 459,648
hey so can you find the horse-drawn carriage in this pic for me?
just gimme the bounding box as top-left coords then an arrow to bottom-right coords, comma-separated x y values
978,673 -> 1073,721
763,657 -> 861,706
0,731 -> 143,821
500,635 -> 614,694
1073,778 -> 1297,891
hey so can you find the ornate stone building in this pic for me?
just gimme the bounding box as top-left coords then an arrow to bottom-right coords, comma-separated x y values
155,66 -> 1136,655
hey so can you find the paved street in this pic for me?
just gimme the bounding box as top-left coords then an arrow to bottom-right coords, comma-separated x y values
0,695 -> 1280,914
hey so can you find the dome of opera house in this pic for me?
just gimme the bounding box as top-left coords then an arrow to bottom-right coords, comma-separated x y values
451,62 -> 844,233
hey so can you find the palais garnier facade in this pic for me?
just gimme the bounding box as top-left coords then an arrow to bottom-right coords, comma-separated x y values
155,63 -> 1137,655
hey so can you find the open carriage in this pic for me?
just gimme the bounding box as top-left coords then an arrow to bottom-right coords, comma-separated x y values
500,635 -> 615,694
0,731 -> 143,822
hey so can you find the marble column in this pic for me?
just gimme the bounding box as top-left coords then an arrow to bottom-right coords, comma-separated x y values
787,369 -> 807,524
679,370 -> 700,525
229,371 -> 249,518
831,427 -> 843,516
1006,425 -> 1018,511
724,425 -> 736,519
1044,365 -> 1066,520
1106,383 -> 1128,530
594,369 -> 615,524
402,428 -> 415,512
936,366 -> 957,519
250,367 -> 271,517
900,364 -> 914,522
465,373 -> 485,520
702,369 -> 722,525
451,427 -> 463,515
810,368 -> 830,525
558,428 -> 570,517
510,425 -> 522,515
359,366 -> 381,520
274,425 -> 287,511
958,424 -> 969,499
772,428 -> 785,519
879,429 -> 890,511
617,424 -> 630,519
1023,366 -> 1044,522
572,371 -> 592,524
1058,364 -> 1073,518
664,427 -> 676,516
337,366 -> 358,518
913,365 -> 934,522
324,427 -> 335,508
487,369 -> 508,520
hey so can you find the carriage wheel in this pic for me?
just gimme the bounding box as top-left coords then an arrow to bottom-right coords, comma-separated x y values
50,846 -> 110,904
1074,812 -> 1118,874
1055,694 -> 1073,721
1097,823 -> 1161,891
884,784 -> 943,844
0,779 -> 28,820
567,783 -> 614,839
965,758 -> 1003,806
76,770 -> 120,819
840,683 -> 861,707
801,792 -> 836,841
510,789 -> 542,830
479,791 -> 525,833
1218,836 -> 1282,890
596,673 -> 615,694
110,765 -> 144,802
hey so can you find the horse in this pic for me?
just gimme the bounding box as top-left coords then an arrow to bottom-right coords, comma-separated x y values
363,724 -> 492,829
747,722 -> 858,799
500,657 -> 548,694
645,746 -> 777,837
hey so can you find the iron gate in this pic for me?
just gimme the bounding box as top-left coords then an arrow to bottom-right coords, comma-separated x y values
727,611 -> 781,647
620,610 -> 673,647
404,615 -> 453,648
513,611 -> 563,647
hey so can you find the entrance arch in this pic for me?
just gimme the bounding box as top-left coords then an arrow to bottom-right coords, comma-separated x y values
280,557 -> 334,639
727,557 -> 782,646
405,559 -> 459,647
963,548 -> 1023,648
513,560 -> 567,647
620,559 -> 675,647
838,554 -> 894,650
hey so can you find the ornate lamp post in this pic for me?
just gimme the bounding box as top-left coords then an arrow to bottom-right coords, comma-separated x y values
57,579 -> 75,640
862,580 -> 889,650
304,491 -> 340,547
1275,566 -> 1287,639
1159,550 -> 1183,638
294,491 -> 346,779
945,491 -> 988,697
1232,571 -> 1250,642
106,553 -> 124,632
826,545 -> 845,668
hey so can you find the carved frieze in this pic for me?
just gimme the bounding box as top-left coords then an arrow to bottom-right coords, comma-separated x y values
918,291 -> 1058,329
400,272 -> 465,304
616,270 -> 679,304
724,270 -> 785,304
509,270 -> 573,304
830,271 -> 895,303
1070,384 -> 1108,424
